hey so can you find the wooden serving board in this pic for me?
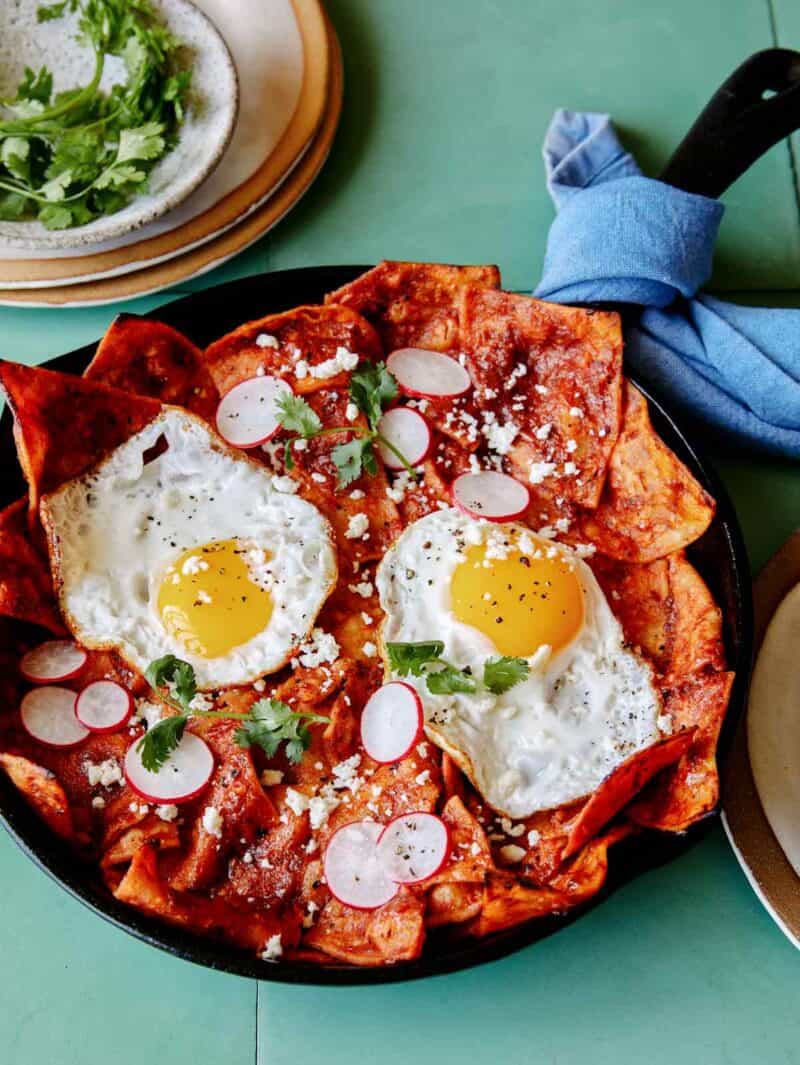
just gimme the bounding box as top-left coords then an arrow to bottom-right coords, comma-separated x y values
723,530 -> 800,949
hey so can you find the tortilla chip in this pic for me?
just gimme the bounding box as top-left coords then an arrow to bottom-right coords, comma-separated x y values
441,752 -> 466,801
576,382 -> 715,561
0,499 -> 63,632
561,730 -> 695,862
204,304 -> 383,397
15,730 -> 129,819
629,671 -> 733,832
418,795 -> 492,927
426,883 -> 484,928
305,889 -> 426,965
325,260 -> 501,352
102,820 -> 182,867
591,550 -> 725,680
266,658 -> 368,776
511,801 -> 584,884
115,842 -> 294,953
167,721 -> 277,892
460,287 -> 622,509
0,360 -> 161,512
463,837 -> 612,937
323,752 -> 442,843
85,315 -> 218,420
223,798 -> 311,909
427,795 -> 493,887
0,751 -> 74,841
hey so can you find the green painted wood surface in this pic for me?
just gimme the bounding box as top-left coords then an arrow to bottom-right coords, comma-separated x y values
2,3 -> 800,1063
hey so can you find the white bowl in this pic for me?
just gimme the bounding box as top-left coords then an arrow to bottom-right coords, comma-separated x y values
0,0 -> 239,250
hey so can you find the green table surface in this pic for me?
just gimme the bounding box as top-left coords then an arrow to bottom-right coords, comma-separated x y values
2,2 -> 800,1062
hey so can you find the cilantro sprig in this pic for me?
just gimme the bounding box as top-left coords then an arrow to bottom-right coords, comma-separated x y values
277,361 -> 418,488
387,642 -> 529,697
0,1 -> 192,229
137,655 -> 329,772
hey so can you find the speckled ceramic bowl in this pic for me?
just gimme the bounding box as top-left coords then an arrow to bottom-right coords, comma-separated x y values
0,0 -> 239,250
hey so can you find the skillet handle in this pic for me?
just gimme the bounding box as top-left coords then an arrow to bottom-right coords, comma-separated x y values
659,48 -> 800,198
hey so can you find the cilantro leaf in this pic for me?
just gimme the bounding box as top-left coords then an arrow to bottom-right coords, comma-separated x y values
426,665 -> 478,695
38,203 -> 76,229
234,698 -> 328,764
387,642 -> 527,697
37,3 -> 71,22
145,654 -> 197,713
39,170 -> 73,202
284,737 -> 307,765
94,163 -> 146,190
136,713 -> 187,772
276,392 -> 322,438
0,191 -> 29,220
331,437 -> 370,487
349,361 -> 398,432
361,439 -> 379,477
116,122 -> 165,163
0,138 -> 30,181
483,656 -> 530,694
16,66 -> 54,104
386,641 -> 445,677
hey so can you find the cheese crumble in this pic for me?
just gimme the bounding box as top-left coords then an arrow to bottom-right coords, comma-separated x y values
202,806 -> 223,838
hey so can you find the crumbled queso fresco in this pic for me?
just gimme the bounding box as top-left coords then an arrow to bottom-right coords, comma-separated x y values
295,628 -> 340,668
296,346 -> 359,381
345,513 -> 369,539
202,806 -> 223,838
84,758 -> 123,788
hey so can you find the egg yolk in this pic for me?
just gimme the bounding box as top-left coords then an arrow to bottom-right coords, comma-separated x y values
450,541 -> 584,658
157,540 -> 273,658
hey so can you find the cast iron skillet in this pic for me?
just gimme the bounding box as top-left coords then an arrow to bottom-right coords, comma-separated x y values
2,49 -> 797,984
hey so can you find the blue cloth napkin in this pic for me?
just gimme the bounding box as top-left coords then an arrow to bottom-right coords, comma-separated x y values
534,109 -> 800,458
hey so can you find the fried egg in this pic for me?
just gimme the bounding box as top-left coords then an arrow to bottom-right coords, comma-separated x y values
41,408 -> 337,689
376,508 -> 661,818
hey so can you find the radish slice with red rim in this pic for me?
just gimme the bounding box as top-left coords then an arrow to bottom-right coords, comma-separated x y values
20,687 -> 88,749
376,811 -> 450,884
124,731 -> 214,804
75,680 -> 133,733
215,375 -> 293,449
451,471 -> 530,522
323,820 -> 398,910
376,407 -> 432,469
361,681 -> 423,764
20,640 -> 87,683
387,348 -> 471,399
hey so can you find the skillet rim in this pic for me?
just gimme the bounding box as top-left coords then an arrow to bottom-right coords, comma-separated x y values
0,264 -> 753,985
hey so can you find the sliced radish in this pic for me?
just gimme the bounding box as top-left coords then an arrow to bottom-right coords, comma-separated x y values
376,407 -> 432,469
20,687 -> 88,749
75,680 -> 133,733
215,375 -> 293,449
361,682 -> 423,764
323,820 -> 398,910
124,731 -> 214,804
20,640 -> 87,683
376,811 -> 450,885
451,470 -> 530,522
387,348 -> 471,399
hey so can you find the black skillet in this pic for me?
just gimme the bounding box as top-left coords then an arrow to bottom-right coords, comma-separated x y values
1,50 -> 798,984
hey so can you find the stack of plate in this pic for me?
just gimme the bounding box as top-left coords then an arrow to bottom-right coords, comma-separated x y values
0,0 -> 341,308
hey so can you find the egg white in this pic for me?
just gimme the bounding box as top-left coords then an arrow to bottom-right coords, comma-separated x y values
41,408 -> 337,689
376,508 -> 662,818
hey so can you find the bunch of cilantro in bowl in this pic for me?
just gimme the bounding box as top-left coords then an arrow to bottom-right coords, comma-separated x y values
0,0 -> 192,230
